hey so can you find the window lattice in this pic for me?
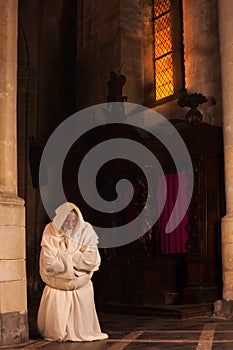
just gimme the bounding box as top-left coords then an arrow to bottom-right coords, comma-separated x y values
155,55 -> 174,101
154,13 -> 172,58
154,0 -> 170,17
153,0 -> 174,101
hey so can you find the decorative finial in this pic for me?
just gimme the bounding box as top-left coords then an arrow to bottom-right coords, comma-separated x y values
177,93 -> 207,124
107,70 -> 127,103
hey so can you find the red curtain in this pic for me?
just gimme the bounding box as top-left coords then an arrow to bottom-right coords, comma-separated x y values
158,172 -> 189,254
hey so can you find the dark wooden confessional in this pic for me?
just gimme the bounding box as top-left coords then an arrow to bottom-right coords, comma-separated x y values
91,120 -> 225,312
63,83 -> 225,313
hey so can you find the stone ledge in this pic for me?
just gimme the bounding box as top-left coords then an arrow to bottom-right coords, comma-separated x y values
0,193 -> 24,205
98,302 -> 214,319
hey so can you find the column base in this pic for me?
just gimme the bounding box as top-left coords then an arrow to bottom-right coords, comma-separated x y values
213,299 -> 233,319
221,214 -> 233,300
0,193 -> 29,346
0,311 -> 29,346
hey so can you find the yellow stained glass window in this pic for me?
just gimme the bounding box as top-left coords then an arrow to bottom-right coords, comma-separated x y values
155,55 -> 174,101
154,14 -> 172,58
152,0 -> 184,102
154,0 -> 170,17
153,0 -> 173,100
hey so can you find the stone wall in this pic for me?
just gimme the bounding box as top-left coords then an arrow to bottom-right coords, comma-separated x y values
77,0 -> 146,108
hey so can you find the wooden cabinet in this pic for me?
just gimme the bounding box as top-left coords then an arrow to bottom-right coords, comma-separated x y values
176,123 -> 224,303
93,122 -> 225,307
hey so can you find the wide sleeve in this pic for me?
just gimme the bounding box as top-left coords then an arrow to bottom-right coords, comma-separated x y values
72,248 -> 101,274
39,224 -> 74,278
40,242 -> 65,274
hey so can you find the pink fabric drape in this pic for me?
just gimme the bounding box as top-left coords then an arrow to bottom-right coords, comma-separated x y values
158,172 -> 189,255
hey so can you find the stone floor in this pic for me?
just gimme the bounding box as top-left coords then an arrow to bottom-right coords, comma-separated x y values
2,311 -> 233,350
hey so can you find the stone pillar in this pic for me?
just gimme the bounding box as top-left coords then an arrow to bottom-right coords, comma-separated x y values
182,0 -> 222,126
214,0 -> 233,316
0,0 -> 28,345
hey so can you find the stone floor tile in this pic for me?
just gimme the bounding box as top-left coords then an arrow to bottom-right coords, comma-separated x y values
3,312 -> 233,350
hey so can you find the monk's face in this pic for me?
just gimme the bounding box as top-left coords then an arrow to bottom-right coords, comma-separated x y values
62,213 -> 78,231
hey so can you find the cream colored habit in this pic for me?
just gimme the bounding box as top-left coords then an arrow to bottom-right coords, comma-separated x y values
37,202 -> 108,342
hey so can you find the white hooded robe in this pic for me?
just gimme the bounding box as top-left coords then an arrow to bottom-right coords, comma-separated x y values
37,202 -> 108,342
